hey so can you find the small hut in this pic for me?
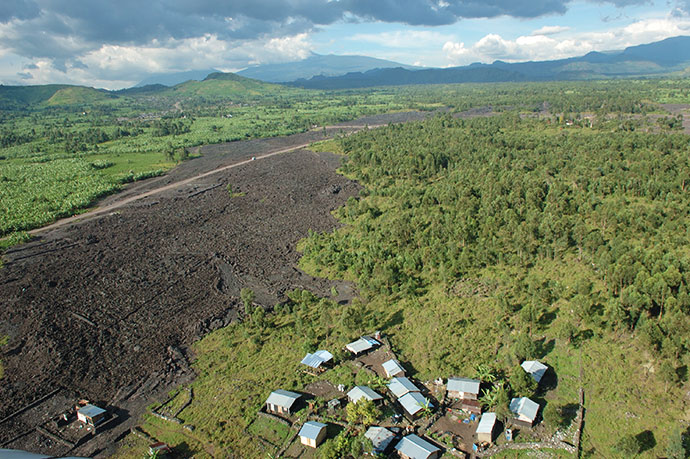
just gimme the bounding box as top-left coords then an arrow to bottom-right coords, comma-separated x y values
299,421 -> 327,448
76,404 -> 106,426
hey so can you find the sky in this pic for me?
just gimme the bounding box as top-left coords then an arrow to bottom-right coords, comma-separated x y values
0,0 -> 689,89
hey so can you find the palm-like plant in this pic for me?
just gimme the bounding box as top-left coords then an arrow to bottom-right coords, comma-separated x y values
474,364 -> 496,383
417,397 -> 434,418
480,385 -> 499,409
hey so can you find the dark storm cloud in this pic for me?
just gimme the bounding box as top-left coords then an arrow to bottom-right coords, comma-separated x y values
0,0 -> 39,23
0,0 -> 649,59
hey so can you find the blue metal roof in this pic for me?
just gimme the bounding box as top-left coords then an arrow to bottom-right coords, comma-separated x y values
395,434 -> 440,459
447,377 -> 480,394
299,421 -> 327,440
346,337 -> 379,354
521,360 -> 548,383
382,359 -> 405,377
388,377 -> 419,398
347,386 -> 383,403
79,404 -> 106,418
398,391 -> 432,416
266,389 -> 301,409
365,426 -> 396,454
510,397 -> 539,422
476,412 -> 497,434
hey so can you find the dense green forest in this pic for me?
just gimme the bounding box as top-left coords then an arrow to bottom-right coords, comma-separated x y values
1,77 -> 688,240
298,113 -> 690,456
110,79 -> 690,459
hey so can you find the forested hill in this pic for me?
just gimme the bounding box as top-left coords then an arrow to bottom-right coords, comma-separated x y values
290,36 -> 690,89
299,114 -> 690,455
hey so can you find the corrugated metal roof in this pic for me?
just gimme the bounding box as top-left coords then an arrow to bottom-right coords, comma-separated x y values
301,350 -> 334,368
314,350 -> 333,361
388,377 -> 419,398
347,386 -> 383,403
266,389 -> 301,409
521,360 -> 548,383
398,391 -> 432,416
79,404 -> 106,418
299,421 -> 327,440
346,337 -> 379,354
365,426 -> 396,453
476,412 -> 497,434
446,377 -> 480,394
394,434 -> 440,459
382,359 -> 405,377
510,397 -> 539,422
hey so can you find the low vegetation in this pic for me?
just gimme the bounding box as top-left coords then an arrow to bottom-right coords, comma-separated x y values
4,77 -> 689,458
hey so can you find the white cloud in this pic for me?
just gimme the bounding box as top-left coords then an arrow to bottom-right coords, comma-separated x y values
264,33 -> 312,60
6,32 -> 315,89
351,30 -> 454,49
531,25 -> 570,35
444,15 -> 690,66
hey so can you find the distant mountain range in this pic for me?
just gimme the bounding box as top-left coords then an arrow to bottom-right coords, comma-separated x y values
2,36 -> 689,109
288,36 -> 690,89
135,69 -> 219,87
237,53 -> 422,82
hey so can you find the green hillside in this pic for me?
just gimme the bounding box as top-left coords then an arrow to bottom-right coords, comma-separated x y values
44,86 -> 117,106
168,72 -> 295,99
0,84 -> 72,109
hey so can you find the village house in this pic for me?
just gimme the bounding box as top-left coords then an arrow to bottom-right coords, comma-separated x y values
299,421 -> 328,448
365,426 -> 397,455
510,397 -> 540,426
521,360 -> 548,384
446,376 -> 482,414
265,389 -> 301,416
476,412 -> 497,444
346,336 -> 380,355
76,404 -> 107,427
347,386 -> 384,404
398,391 -> 433,417
446,377 -> 480,400
388,377 -> 420,398
395,434 -> 440,459
382,359 -> 406,378
301,350 -> 334,371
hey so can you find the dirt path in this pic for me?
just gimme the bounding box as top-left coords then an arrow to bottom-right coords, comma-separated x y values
27,122 -> 400,237
28,141 -> 314,236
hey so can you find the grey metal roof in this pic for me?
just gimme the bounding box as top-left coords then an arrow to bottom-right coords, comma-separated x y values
394,434 -> 440,459
382,359 -> 405,377
521,360 -> 548,383
346,337 -> 379,354
510,397 -> 539,422
388,377 -> 419,398
299,421 -> 327,440
314,350 -> 333,361
266,389 -> 301,409
79,404 -> 106,418
398,391 -> 432,416
365,426 -> 396,454
476,412 -> 497,434
447,377 -> 480,395
347,386 -> 383,403
301,350 -> 333,368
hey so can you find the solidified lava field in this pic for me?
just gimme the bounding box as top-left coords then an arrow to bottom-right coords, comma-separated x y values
0,132 -> 364,455
0,112 -> 431,456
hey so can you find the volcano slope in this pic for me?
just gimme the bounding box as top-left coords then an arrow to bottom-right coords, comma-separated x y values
0,125 -> 374,456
